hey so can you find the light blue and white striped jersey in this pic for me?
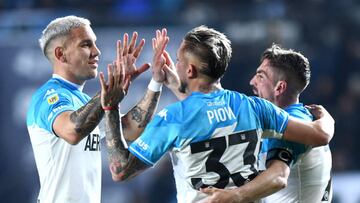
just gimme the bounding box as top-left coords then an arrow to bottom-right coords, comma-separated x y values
129,89 -> 289,203
26,75 -> 102,203
261,103 -> 313,165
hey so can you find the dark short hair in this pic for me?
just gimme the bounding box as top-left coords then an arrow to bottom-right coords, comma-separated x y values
182,25 -> 232,80
261,44 -> 311,94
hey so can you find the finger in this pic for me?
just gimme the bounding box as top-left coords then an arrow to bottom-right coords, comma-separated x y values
123,75 -> 131,93
162,37 -> 169,52
107,64 -> 114,89
116,40 -> 123,66
99,72 -> 106,92
123,33 -> 129,56
163,50 -> 174,67
161,28 -> 167,38
113,62 -> 121,88
163,64 -> 175,77
152,38 -> 156,50
120,59 -> 126,84
128,31 -> 138,54
130,63 -> 151,81
133,38 -> 145,58
156,29 -> 161,40
200,187 -> 216,195
137,63 -> 151,74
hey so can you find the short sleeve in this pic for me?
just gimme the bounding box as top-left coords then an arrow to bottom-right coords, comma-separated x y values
250,96 -> 289,138
40,89 -> 78,133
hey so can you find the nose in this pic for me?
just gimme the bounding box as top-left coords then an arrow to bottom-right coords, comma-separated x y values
249,75 -> 256,86
93,44 -> 101,57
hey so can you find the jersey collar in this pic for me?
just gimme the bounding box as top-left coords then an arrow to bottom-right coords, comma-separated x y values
52,74 -> 84,92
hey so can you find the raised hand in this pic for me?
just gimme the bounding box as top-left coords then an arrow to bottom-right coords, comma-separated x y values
99,62 -> 129,109
116,32 -> 150,82
161,50 -> 178,87
152,28 -> 169,83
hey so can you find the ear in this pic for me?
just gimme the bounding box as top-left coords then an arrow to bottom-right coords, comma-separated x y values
187,64 -> 198,79
274,80 -> 287,96
54,47 -> 66,63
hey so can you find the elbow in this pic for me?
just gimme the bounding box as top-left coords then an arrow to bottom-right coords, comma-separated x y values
313,133 -> 331,146
273,176 -> 288,190
67,137 -> 81,145
61,132 -> 83,145
109,164 -> 129,182
318,136 -> 331,146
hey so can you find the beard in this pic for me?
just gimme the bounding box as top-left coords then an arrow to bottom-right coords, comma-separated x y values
178,80 -> 187,94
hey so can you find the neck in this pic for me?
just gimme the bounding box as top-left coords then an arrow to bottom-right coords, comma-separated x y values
53,65 -> 85,86
274,95 -> 299,109
187,78 -> 222,94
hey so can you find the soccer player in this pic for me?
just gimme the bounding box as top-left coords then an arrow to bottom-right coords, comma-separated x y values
26,16 -> 163,203
251,45 -> 332,202
199,45 -> 332,203
100,26 -> 334,203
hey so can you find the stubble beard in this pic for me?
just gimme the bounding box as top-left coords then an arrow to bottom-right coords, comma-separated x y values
178,80 -> 187,94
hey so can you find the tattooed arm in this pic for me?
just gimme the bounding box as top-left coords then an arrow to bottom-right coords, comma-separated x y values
105,109 -> 150,181
119,29 -> 170,141
52,92 -> 104,145
121,90 -> 161,141
100,60 -> 149,181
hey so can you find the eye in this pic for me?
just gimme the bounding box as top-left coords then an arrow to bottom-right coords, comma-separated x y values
256,73 -> 263,79
81,41 -> 93,47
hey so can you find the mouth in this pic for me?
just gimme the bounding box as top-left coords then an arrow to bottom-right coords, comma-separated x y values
89,60 -> 99,68
252,88 -> 258,95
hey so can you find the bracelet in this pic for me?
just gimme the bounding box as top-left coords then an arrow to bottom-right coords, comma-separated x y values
102,106 -> 118,111
147,78 -> 163,92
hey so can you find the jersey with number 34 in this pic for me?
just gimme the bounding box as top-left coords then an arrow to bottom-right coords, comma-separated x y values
129,89 -> 289,203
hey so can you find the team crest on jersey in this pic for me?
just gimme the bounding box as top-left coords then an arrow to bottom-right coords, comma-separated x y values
158,109 -> 168,120
47,94 -> 59,105
45,89 -> 56,96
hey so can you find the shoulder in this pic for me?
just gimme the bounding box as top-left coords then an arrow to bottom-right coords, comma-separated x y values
32,79 -> 72,101
286,103 -> 313,121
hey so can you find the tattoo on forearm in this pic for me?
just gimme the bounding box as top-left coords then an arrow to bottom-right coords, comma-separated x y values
129,91 -> 161,128
106,110 -> 128,175
70,92 -> 104,137
106,110 -> 148,180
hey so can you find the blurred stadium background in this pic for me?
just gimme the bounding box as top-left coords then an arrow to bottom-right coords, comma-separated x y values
1,0 -> 359,202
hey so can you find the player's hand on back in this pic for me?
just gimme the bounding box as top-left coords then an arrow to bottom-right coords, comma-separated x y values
305,104 -> 333,122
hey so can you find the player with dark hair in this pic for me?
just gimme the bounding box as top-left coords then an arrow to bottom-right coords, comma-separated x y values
200,44 -> 332,203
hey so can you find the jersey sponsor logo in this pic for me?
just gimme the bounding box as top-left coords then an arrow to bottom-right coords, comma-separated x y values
134,138 -> 149,151
47,93 -> 59,105
47,105 -> 67,121
52,105 -> 66,113
158,109 -> 168,121
84,133 -> 100,151
207,100 -> 225,106
206,106 -> 236,124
